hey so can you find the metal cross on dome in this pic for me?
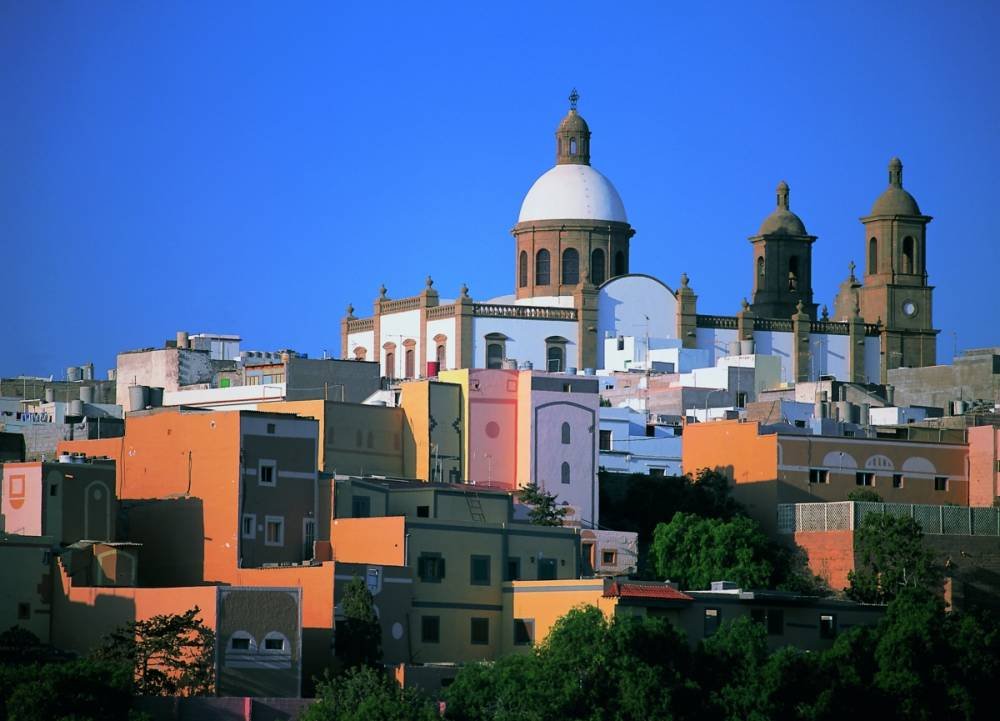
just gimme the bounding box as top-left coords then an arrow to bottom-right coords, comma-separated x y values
569,88 -> 579,110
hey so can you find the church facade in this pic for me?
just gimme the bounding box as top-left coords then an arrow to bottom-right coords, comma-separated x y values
342,93 -> 937,386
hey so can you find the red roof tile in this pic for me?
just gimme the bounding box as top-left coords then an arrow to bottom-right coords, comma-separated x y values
603,581 -> 693,601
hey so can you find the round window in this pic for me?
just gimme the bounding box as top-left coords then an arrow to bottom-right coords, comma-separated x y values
485,421 -> 500,439
902,300 -> 917,318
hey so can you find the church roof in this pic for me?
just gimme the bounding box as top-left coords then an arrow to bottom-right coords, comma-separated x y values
518,164 -> 628,223
757,181 -> 809,236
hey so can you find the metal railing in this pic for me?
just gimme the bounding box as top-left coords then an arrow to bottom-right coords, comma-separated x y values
777,501 -> 1000,537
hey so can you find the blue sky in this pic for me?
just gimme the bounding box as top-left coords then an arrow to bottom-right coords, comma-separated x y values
3,2 -> 999,378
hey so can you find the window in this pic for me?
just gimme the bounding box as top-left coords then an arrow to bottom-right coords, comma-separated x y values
303,518 -> 316,560
50,483 -> 58,497
535,249 -> 551,285
506,557 -> 521,581
789,255 -> 799,277
230,635 -> 252,651
416,505 -> 430,518
820,614 -> 837,639
645,424 -> 656,437
404,348 -> 415,379
902,236 -> 915,274
704,608 -> 721,637
561,248 -> 579,285
757,256 -> 764,278
262,632 -> 289,652
266,423 -> 275,434
591,248 -> 606,285
242,513 -> 256,540
602,550 -> 616,565
569,137 -> 577,155
514,618 -> 534,646
538,557 -> 557,581
650,468 -> 665,477
561,462 -> 571,485
487,343 -> 504,369
264,516 -> 285,546
421,616 -> 440,643
436,343 -> 447,371
259,460 -> 277,487
599,430 -> 612,451
547,344 -> 564,372
868,237 -> 877,274
385,351 -> 395,379
561,422 -> 571,444
353,347 -> 367,361
750,608 -> 783,634
736,391 -> 748,408
470,617 -> 489,645
809,469 -> 829,484
352,495 -> 371,518
418,553 -> 446,583
893,473 -> 904,489
614,250 -> 626,276
935,476 -> 948,491
470,555 -> 491,585
855,472 -> 875,487
519,250 -> 528,287
17,603 -> 30,621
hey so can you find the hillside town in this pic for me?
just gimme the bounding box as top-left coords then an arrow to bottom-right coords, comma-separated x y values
3,90 -> 1000,718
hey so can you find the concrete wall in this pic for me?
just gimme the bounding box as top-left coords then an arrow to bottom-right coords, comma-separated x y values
0,537 -> 52,642
116,348 -> 214,410
889,349 -> 1000,409
968,425 -> 1000,506
285,357 -> 380,403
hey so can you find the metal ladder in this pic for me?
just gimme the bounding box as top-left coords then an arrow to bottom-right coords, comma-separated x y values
466,492 -> 487,522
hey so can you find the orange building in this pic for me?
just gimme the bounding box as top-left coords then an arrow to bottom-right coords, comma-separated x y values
683,419 -> 973,534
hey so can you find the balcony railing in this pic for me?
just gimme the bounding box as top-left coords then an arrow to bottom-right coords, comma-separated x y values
777,501 -> 1000,537
472,304 -> 577,321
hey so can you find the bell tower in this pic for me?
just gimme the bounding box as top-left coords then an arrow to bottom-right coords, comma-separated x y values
857,158 -> 937,378
749,181 -> 817,319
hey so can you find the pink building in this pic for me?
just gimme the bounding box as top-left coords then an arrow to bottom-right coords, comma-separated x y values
969,425 -> 1000,507
440,369 -> 600,527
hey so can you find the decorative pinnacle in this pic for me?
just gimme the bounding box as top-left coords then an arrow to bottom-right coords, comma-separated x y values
569,88 -> 579,111
776,180 -> 790,210
848,260 -> 856,281
796,300 -> 805,314
889,157 -> 903,188
460,283 -> 470,299
378,284 -> 387,299
821,305 -> 829,321
741,297 -> 750,311
425,275 -> 434,288
345,303 -> 355,318
680,272 -> 689,288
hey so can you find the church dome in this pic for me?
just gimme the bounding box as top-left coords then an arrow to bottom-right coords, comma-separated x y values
558,109 -> 590,135
518,164 -> 628,223
757,181 -> 808,236
870,158 -> 921,216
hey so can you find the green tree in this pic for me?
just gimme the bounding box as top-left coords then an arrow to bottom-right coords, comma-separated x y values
518,483 -> 569,526
303,666 -> 438,721
94,606 -> 214,697
847,513 -> 941,604
443,654 -> 548,721
3,658 -> 132,721
651,512 -> 773,590
847,488 -> 884,502
335,577 -> 383,670
695,616 -> 770,721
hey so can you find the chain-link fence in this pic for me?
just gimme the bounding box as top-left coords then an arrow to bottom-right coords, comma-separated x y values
777,501 -> 1000,536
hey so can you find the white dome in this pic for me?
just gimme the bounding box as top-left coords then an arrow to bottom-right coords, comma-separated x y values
518,164 -> 627,223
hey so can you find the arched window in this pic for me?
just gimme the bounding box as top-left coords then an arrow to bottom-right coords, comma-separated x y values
353,346 -> 367,361
570,138 -> 577,155
535,250 -> 551,286
561,248 -> 579,285
518,250 -> 528,287
561,422 -> 571,444
902,236 -> 914,274
485,333 -> 507,369
404,348 -> 415,378
614,250 -> 626,276
261,631 -> 290,654
436,343 -> 446,371
227,631 -> 257,653
591,248 -> 606,285
756,256 -> 765,279
869,238 -> 877,274
788,256 -> 799,291
547,344 -> 564,372
561,462 -> 571,484
385,352 -> 395,378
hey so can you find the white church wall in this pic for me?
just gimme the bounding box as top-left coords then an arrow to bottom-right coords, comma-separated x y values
379,309 -> 422,376
865,336 -> 881,383
471,317 -> 578,370
696,327 -> 738,367
650,346 -> 712,372
346,330 -> 374,362
752,330 -> 794,383
425,317 -> 457,370
597,275 -> 678,369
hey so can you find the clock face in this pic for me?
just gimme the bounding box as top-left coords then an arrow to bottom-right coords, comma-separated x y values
902,301 -> 917,318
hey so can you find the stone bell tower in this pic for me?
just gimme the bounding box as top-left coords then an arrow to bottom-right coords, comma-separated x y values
857,157 -> 937,377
